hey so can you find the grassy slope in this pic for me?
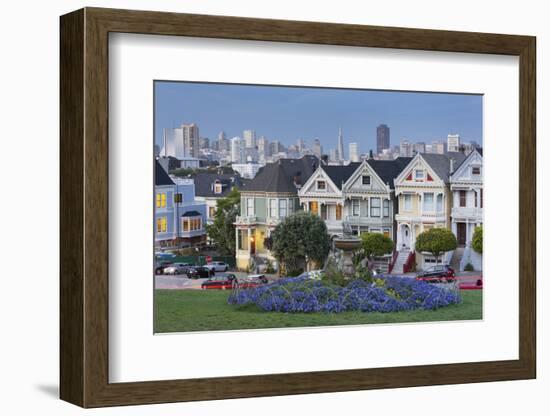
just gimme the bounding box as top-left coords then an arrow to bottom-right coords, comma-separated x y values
154,289 -> 482,333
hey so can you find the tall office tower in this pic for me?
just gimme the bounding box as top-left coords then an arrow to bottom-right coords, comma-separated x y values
447,134 -> 460,152
218,131 -> 228,152
230,137 -> 245,163
432,140 -> 446,154
337,127 -> 345,161
243,129 -> 256,148
376,124 -> 390,155
413,142 -> 426,155
312,138 -> 322,158
296,138 -> 305,153
257,136 -> 269,161
399,139 -> 413,157
199,137 -> 210,150
182,123 -> 200,157
329,148 -> 338,162
269,140 -> 282,156
349,142 -> 360,162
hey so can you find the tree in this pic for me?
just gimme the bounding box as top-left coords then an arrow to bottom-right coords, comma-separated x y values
361,232 -> 394,262
271,211 -> 331,274
415,227 -> 457,264
206,188 -> 240,255
471,226 -> 483,254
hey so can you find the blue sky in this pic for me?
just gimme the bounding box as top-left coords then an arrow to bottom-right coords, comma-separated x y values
154,81 -> 482,154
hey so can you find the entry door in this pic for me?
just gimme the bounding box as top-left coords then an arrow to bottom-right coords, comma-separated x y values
457,223 -> 466,246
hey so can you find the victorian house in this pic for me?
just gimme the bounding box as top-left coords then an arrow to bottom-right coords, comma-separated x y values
393,152 -> 466,271
154,160 -> 207,248
234,156 -> 318,270
450,149 -> 483,270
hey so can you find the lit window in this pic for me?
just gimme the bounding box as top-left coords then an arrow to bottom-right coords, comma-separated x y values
309,201 -> 319,215
423,193 -> 434,211
415,170 -> 424,181
383,229 -> 390,238
208,206 -> 216,218
362,175 -> 371,185
317,180 -> 326,190
156,217 -> 167,233
214,183 -> 223,194
182,216 -> 202,232
370,198 -> 381,217
336,204 -> 342,220
156,193 -> 167,208
383,199 -> 390,217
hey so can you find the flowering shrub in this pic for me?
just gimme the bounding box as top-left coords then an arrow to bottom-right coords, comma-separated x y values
228,276 -> 461,313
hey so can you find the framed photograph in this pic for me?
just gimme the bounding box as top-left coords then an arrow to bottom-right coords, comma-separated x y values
60,7 -> 536,408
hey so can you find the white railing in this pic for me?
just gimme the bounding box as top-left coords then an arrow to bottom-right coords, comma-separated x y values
451,207 -> 483,219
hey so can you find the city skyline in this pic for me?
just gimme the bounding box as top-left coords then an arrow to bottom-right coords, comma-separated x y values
155,81 -> 483,155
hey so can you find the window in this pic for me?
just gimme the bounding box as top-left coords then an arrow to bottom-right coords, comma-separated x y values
174,193 -> 182,203
480,188 -> 483,208
370,198 -> 381,217
472,166 -> 481,175
247,198 -> 254,216
309,201 -> 318,215
156,192 -> 166,208
336,204 -> 342,220
383,199 -> 390,217
352,199 -> 360,216
288,200 -> 295,215
269,199 -> 277,218
156,217 -> 167,233
383,229 -> 391,238
208,206 -> 216,218
423,193 -> 434,211
404,194 -> 412,211
459,190 -> 467,207
182,216 -> 202,232
279,199 -> 287,218
436,194 -> 443,212
321,204 -> 327,220
474,191 -> 478,207
317,180 -> 326,190
362,175 -> 371,185
214,182 -> 223,194
415,170 -> 424,181
237,230 -> 249,250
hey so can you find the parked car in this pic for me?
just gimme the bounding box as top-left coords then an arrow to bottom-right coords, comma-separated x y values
415,265 -> 456,283
246,274 -> 269,284
186,266 -> 215,279
204,261 -> 230,272
459,276 -> 483,290
155,261 -> 173,275
297,270 -> 325,280
163,263 -> 193,275
201,274 -> 237,290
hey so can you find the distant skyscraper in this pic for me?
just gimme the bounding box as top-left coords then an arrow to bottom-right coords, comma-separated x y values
257,136 -> 269,161
399,139 -> 413,157
329,148 -> 338,162
230,137 -> 245,163
269,140 -> 282,156
376,124 -> 390,155
431,141 -> 446,154
218,131 -> 228,152
337,127 -> 344,161
199,137 -> 210,150
243,129 -> 256,148
349,143 -> 360,162
182,123 -> 200,158
296,138 -> 305,153
447,134 -> 460,152
413,142 -> 426,155
312,138 -> 322,159
161,123 -> 199,158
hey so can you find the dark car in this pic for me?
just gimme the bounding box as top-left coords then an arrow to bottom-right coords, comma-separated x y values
186,266 -> 215,279
155,261 -> 173,275
201,274 -> 237,290
415,265 -> 456,283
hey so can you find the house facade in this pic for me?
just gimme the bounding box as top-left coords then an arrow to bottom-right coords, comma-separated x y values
394,152 -> 466,269
234,156 -> 318,270
154,161 -> 207,248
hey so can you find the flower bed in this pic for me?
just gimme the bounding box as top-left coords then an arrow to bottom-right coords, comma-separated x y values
228,276 -> 461,313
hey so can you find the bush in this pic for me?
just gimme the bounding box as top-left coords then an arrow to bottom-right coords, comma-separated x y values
472,226 -> 483,254
464,262 -> 474,272
229,275 -> 461,313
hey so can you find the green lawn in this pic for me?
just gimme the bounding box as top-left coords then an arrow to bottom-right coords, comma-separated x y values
154,289 -> 482,333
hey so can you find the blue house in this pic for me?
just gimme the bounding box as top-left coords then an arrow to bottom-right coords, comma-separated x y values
154,160 -> 207,248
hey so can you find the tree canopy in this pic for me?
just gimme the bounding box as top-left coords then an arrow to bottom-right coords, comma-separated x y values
206,188 -> 240,255
271,211 -> 331,274
361,232 -> 394,260
415,227 -> 457,263
471,226 -> 483,254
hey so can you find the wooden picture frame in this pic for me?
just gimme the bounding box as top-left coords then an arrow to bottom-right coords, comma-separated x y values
60,7 -> 536,408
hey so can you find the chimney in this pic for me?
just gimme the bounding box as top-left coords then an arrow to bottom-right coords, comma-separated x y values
293,171 -> 302,188
449,157 -> 455,174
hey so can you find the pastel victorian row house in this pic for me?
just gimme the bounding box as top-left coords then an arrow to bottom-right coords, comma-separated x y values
298,157 -> 412,239
154,160 -> 207,248
393,152 -> 467,271
234,155 -> 318,270
450,149 -> 483,270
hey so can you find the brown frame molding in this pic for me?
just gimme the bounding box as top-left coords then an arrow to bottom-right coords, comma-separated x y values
60,7 -> 536,408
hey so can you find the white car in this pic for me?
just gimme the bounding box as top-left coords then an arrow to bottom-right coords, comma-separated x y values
163,263 -> 192,275
204,261 -> 229,272
297,270 -> 325,280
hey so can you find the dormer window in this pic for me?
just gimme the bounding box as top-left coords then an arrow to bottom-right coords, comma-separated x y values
362,175 -> 371,185
316,180 -> 326,191
472,166 -> 481,175
415,170 -> 424,181
214,182 -> 223,194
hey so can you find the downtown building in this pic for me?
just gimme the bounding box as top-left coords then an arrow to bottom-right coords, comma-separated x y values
376,124 -> 390,155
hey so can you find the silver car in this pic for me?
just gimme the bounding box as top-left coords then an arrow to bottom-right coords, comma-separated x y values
204,261 -> 229,272
163,263 -> 192,275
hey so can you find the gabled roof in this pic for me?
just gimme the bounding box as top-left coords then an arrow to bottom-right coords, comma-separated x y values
366,157 -> 412,188
193,173 -> 249,198
322,163 -> 361,190
420,152 -> 467,183
450,148 -> 483,182
243,155 -> 319,193
155,160 -> 175,186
